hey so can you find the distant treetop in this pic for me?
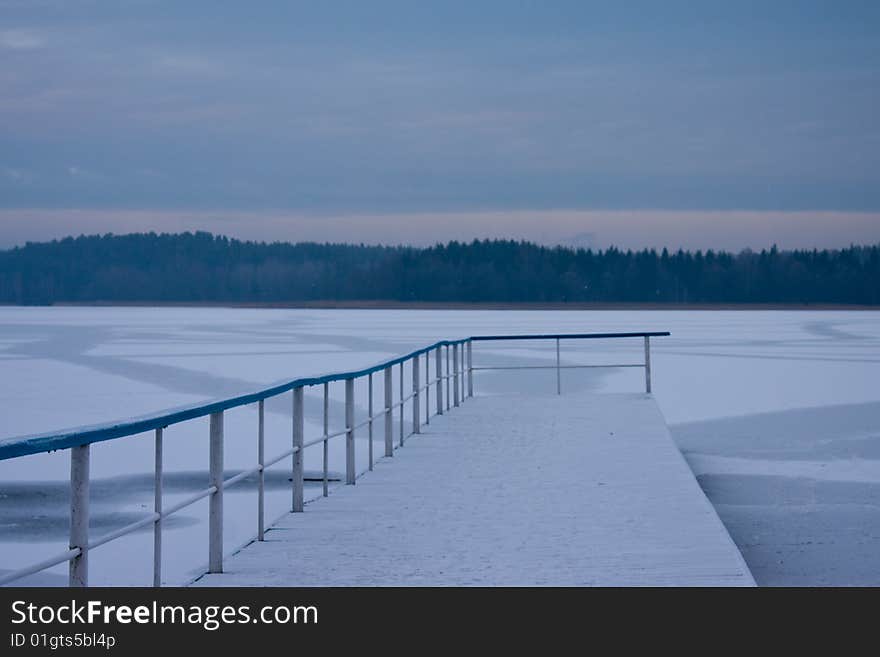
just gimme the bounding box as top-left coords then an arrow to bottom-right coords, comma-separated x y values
1,232 -> 877,305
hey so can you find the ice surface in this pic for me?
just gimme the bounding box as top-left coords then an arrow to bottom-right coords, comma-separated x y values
0,306 -> 878,585
674,401 -> 880,585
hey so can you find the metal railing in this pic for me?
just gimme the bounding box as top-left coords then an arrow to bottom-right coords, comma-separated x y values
471,331 -> 667,395
0,331 -> 668,587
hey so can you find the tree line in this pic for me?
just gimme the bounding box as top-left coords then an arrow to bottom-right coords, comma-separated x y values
0,232 -> 878,305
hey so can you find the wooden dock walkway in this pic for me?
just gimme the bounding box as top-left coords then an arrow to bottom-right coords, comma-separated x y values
193,392 -> 753,587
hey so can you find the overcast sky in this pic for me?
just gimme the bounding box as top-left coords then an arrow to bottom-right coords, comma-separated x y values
2,1 -> 879,250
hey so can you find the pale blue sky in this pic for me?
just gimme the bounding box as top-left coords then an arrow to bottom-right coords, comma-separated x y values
1,1 -> 879,247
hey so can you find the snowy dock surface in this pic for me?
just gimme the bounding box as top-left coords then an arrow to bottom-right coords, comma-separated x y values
193,393 -> 754,586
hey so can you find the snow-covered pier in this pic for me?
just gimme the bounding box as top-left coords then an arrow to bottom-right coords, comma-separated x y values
193,392 -> 753,587
0,330 -> 753,587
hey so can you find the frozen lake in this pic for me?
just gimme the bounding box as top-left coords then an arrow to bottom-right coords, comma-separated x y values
1,307 -> 879,585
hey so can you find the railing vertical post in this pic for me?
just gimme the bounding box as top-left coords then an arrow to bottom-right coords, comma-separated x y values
436,347 -> 443,415
257,400 -> 265,539
457,344 -> 462,404
368,373 -> 374,470
292,387 -> 304,512
467,339 -> 473,398
446,346 -> 451,411
399,363 -> 404,445
69,444 -> 89,587
153,428 -> 163,587
323,383 -> 329,496
425,352 -> 430,425
345,378 -> 356,484
384,367 -> 393,457
453,343 -> 460,407
556,338 -> 561,395
208,412 -> 223,574
460,343 -> 466,402
412,356 -> 420,434
644,335 -> 652,394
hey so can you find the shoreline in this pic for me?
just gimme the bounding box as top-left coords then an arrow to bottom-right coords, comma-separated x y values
11,300 -> 880,311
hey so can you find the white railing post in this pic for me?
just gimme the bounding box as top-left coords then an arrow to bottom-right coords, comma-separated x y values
556,338 -> 561,395
257,400 -> 265,539
644,335 -> 652,394
436,347 -> 443,415
153,428 -> 163,587
460,343 -> 466,403
69,444 -> 90,587
425,352 -> 430,425
384,367 -> 393,457
368,373 -> 374,470
446,346 -> 451,411
457,344 -> 462,404
323,383 -> 329,496
467,339 -> 473,398
208,411 -> 223,574
453,343 -> 460,407
345,378 -> 356,484
399,363 -> 405,445
412,356 -> 420,434
292,387 -> 304,512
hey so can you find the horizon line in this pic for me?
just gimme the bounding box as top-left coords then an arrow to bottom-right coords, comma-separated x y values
4,228 -> 879,256
2,207 -> 880,252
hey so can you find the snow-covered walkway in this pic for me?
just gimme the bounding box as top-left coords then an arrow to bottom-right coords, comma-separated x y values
193,393 -> 754,586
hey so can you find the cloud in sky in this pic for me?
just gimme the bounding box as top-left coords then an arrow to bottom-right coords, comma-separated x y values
0,29 -> 46,50
1,1 -> 879,247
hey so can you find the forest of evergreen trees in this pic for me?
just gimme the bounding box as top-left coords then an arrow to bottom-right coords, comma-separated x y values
0,232 -> 878,305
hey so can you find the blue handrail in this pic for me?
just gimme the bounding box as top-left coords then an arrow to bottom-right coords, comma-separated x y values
0,332 -> 668,461
472,332 -> 670,341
